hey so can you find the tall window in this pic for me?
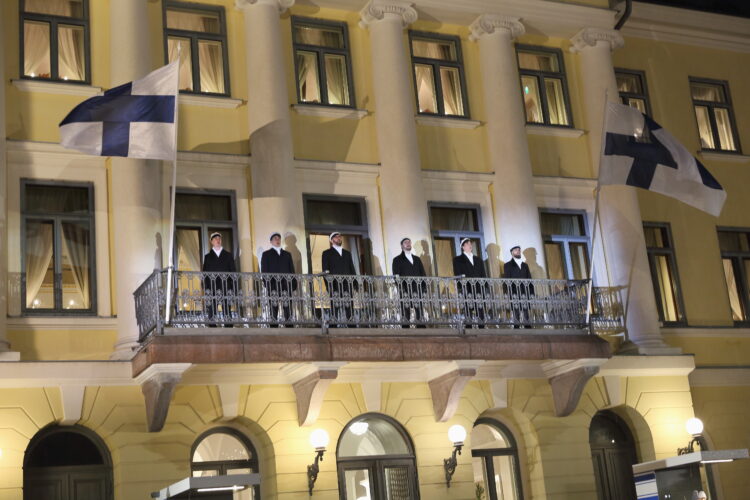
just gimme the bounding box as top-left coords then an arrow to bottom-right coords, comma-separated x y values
336,414 -> 419,500
20,0 -> 90,82
690,78 -> 740,152
429,203 -> 484,277
409,32 -> 469,117
616,69 -> 651,115
304,195 -> 370,275
164,1 -> 229,95
717,228 -> 750,324
517,46 -> 571,126
540,211 -> 589,280
643,223 -> 685,324
589,412 -> 638,500
175,191 -> 237,271
292,17 -> 354,107
471,419 -> 523,500
191,428 -> 259,499
22,181 -> 95,314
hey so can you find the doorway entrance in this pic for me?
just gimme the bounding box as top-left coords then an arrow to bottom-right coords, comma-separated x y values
589,411 -> 638,500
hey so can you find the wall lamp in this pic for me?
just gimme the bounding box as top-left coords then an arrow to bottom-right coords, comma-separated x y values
678,417 -> 705,455
307,429 -> 329,496
443,425 -> 467,488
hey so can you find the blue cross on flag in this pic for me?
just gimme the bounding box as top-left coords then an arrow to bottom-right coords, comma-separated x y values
59,62 -> 178,160
599,101 -> 726,217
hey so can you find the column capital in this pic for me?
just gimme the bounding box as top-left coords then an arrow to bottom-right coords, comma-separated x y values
359,0 -> 417,29
570,27 -> 624,52
235,0 -> 294,13
469,15 -> 525,42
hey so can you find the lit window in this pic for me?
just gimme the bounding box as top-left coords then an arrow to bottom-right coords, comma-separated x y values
191,429 -> 259,499
690,79 -> 740,152
643,223 -> 685,324
517,46 -> 571,126
410,32 -> 469,117
616,69 -> 651,115
430,204 -> 484,277
541,211 -> 589,280
471,419 -> 524,500
717,229 -> 750,323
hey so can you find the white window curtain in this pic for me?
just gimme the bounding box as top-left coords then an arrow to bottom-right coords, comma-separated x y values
25,223 -> 54,308
440,67 -> 463,116
324,55 -> 349,105
62,222 -> 90,308
296,51 -> 320,102
176,229 -> 202,272
23,21 -> 50,77
167,11 -> 224,93
24,0 -> 84,80
413,42 -> 463,115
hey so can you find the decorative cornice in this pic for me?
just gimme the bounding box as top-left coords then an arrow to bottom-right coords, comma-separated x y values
359,0 -> 418,29
469,14 -> 525,41
570,27 -> 624,53
235,0 -> 294,13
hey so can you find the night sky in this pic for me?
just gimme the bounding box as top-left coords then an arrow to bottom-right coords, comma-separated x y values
635,0 -> 750,18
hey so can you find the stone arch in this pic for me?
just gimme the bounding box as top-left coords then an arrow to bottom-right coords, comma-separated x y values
603,404 -> 656,463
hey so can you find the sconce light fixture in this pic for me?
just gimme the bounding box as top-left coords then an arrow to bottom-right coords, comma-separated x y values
307,429 -> 330,496
443,424 -> 467,487
678,417 -> 705,455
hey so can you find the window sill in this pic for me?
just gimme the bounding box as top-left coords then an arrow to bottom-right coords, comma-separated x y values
12,78 -> 102,97
7,316 -> 118,330
699,151 -> 750,164
526,124 -> 585,138
292,104 -> 368,119
415,115 -> 481,130
179,93 -> 244,109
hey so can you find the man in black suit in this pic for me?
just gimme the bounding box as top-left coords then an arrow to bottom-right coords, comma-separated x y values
202,232 -> 237,326
503,245 -> 534,328
392,237 -> 427,328
261,232 -> 297,327
321,232 -> 357,326
452,238 -> 487,327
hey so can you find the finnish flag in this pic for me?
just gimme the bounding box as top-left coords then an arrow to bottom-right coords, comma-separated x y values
599,101 -> 726,217
59,62 -> 178,161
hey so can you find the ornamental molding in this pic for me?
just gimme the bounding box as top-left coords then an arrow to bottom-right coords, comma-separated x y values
469,14 -> 525,41
359,0 -> 418,29
570,27 -> 624,53
235,0 -> 294,13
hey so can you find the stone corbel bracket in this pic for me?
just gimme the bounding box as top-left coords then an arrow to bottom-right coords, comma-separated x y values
428,362 -> 480,422
286,362 -> 346,426
136,363 -> 192,432
543,359 -> 606,417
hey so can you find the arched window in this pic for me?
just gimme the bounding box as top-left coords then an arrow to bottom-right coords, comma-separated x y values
191,427 -> 260,499
589,411 -> 637,500
336,413 -> 419,500
24,425 -> 113,500
471,418 -> 523,500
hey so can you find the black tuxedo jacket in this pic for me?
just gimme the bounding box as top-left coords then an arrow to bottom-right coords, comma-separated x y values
202,249 -> 236,273
452,254 -> 486,278
322,247 -> 357,276
503,259 -> 532,279
392,252 -> 426,277
261,248 -> 295,274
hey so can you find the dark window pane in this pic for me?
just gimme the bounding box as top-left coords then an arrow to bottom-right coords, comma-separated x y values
306,200 -> 362,226
25,185 -> 89,214
24,0 -> 84,18
293,24 -> 344,48
518,51 -> 559,72
26,431 -> 104,467
718,231 -> 750,252
540,213 -> 584,236
166,7 -> 221,34
411,38 -> 456,61
644,226 -> 669,248
430,207 -> 478,232
176,194 -> 232,221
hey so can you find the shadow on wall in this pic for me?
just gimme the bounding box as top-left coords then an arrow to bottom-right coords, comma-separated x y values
284,232 -> 303,274
194,140 -> 250,156
523,247 -> 547,279
486,243 -> 501,278
417,240 -> 433,277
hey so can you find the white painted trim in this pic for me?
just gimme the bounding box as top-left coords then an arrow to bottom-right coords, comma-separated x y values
416,115 -> 481,130
59,385 -> 86,425
179,94 -> 244,109
218,384 -> 241,421
490,379 -> 508,409
134,363 -> 192,385
526,124 -> 585,138
361,380 -> 382,412
662,328 -> 750,338
603,375 -> 623,408
422,169 -> 494,183
11,79 -> 102,96
541,358 -> 608,378
598,355 -> 695,377
292,104 -> 368,119
689,367 -> 750,387
7,317 -> 118,330
0,361 -> 134,387
294,158 -> 380,176
699,151 -> 750,164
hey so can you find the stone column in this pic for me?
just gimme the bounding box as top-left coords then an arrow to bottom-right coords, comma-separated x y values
110,0 -> 163,359
571,28 -> 678,354
0,18 -> 20,360
360,0 -> 432,273
470,15 -> 546,277
236,0 -> 306,271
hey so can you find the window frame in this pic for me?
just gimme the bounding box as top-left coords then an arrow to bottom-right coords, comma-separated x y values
471,418 -> 525,500
408,30 -> 471,119
190,427 -> 260,498
20,179 -> 97,316
615,68 -> 652,116
19,0 -> 92,84
516,44 -> 573,128
539,209 -> 590,281
428,202 -> 485,275
643,222 -> 687,325
162,0 -> 231,96
717,226 -> 750,326
689,77 -> 741,154
291,16 -> 356,108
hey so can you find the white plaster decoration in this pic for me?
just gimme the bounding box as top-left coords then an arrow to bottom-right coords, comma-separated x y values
415,115 -> 481,129
359,0 -> 418,28
699,151 -> 750,164
570,27 -> 625,53
598,355 -> 695,377
490,379 -> 508,409
526,124 -> 585,138
138,364 -> 192,432
218,384 -> 241,421
292,104 -> 369,119
603,375 -> 623,408
179,94 -> 244,109
469,14 -> 525,41
235,0 -> 294,13
59,385 -> 86,425
11,79 -> 102,97
361,381 -> 382,412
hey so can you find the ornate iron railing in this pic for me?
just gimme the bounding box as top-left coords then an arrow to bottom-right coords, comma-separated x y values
133,270 -> 624,341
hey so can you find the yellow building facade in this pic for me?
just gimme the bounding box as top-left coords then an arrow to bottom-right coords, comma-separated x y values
1,0 -> 749,499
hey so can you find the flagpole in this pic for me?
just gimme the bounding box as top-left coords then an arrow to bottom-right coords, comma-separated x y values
164,55 -> 181,325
